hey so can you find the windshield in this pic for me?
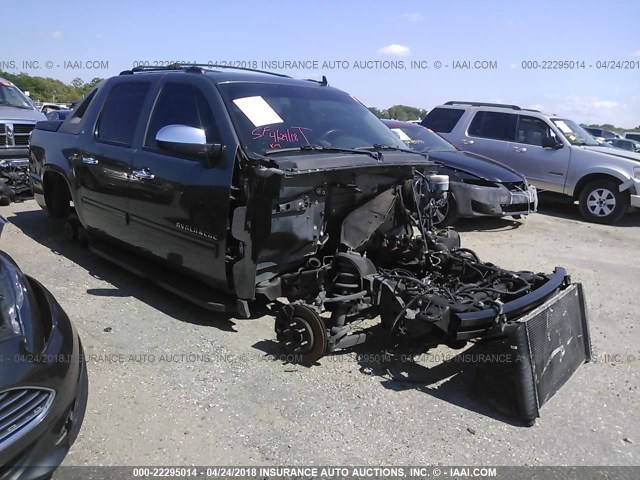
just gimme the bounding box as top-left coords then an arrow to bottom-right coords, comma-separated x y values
0,82 -> 35,110
551,118 -> 599,146
218,83 -> 406,156
387,124 -> 457,153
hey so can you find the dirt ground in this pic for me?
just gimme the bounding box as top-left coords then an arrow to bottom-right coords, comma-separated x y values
1,199 -> 638,467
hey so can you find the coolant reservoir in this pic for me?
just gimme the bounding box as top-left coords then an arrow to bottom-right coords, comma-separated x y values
428,174 -> 449,193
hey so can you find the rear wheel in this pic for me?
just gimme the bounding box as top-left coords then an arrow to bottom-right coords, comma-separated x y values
64,217 -> 78,241
45,174 -> 71,219
578,179 -> 628,224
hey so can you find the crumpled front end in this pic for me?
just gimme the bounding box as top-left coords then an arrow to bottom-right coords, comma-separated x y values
0,159 -> 32,205
238,160 -> 590,424
452,181 -> 538,218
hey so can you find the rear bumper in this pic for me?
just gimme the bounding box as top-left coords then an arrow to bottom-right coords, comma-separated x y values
630,194 -> 640,208
453,183 -> 538,218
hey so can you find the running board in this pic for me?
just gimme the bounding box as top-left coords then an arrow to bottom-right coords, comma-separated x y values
88,238 -> 250,318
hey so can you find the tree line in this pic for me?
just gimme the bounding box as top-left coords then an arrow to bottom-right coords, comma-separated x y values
0,71 -> 103,103
367,105 -> 428,121
580,123 -> 640,134
2,71 -> 637,132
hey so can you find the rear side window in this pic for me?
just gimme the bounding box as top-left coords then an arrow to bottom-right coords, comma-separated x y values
145,83 -> 220,150
422,108 -> 464,133
97,82 -> 150,146
625,133 -> 640,141
468,111 -> 517,141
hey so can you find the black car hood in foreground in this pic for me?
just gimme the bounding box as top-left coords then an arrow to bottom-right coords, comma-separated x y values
0,217 -> 88,477
426,150 -> 524,183
0,221 -> 43,353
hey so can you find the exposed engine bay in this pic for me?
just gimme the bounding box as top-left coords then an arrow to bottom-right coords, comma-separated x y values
261,172 -> 560,361
0,159 -> 31,205
251,166 -> 590,423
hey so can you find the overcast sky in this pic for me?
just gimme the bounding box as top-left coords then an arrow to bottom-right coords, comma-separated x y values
4,0 -> 640,128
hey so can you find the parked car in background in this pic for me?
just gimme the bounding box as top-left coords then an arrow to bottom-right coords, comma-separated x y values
422,101 -> 640,224
623,132 -> 640,142
605,138 -> 640,153
39,103 -> 70,114
0,217 -> 88,478
45,109 -> 72,122
382,119 -> 537,226
583,127 -> 621,140
0,78 -> 45,204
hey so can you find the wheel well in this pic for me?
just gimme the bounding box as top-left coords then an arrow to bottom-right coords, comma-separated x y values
43,171 -> 72,219
573,174 -> 623,200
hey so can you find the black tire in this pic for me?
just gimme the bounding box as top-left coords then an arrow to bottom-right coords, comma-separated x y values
46,176 -> 71,219
578,179 -> 628,225
64,217 -> 79,241
431,194 -> 459,227
77,223 -> 89,246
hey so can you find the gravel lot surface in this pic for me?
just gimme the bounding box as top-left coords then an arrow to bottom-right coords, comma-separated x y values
1,199 -> 638,467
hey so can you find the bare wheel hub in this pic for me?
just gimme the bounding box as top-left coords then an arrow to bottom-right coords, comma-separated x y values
275,304 -> 327,364
281,316 -> 314,355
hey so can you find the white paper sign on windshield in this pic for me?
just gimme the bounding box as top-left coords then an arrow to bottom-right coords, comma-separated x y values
391,128 -> 412,142
554,120 -> 572,134
233,96 -> 284,127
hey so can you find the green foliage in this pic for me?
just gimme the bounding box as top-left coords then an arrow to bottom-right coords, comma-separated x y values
367,106 -> 388,118
0,71 -> 103,103
368,105 -> 428,121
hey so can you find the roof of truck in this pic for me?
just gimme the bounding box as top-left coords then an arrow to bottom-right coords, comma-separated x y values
118,64 -> 329,88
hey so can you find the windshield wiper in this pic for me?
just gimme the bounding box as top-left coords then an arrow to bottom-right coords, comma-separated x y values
359,144 -> 425,155
264,144 -> 381,160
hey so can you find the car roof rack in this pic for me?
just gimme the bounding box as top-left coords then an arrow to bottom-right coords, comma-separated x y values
305,75 -> 329,86
119,63 -> 291,78
444,101 -> 525,110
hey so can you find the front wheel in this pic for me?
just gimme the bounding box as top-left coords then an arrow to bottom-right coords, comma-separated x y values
578,180 -> 628,224
431,194 -> 459,227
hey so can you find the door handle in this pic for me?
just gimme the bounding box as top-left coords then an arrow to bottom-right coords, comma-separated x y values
462,139 -> 475,145
131,168 -> 155,180
512,146 -> 527,153
82,156 -> 98,165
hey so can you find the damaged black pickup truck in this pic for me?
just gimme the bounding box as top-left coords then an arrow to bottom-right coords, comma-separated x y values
29,65 -> 591,423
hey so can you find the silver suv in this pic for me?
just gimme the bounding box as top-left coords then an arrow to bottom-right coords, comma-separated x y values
423,101 -> 640,224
